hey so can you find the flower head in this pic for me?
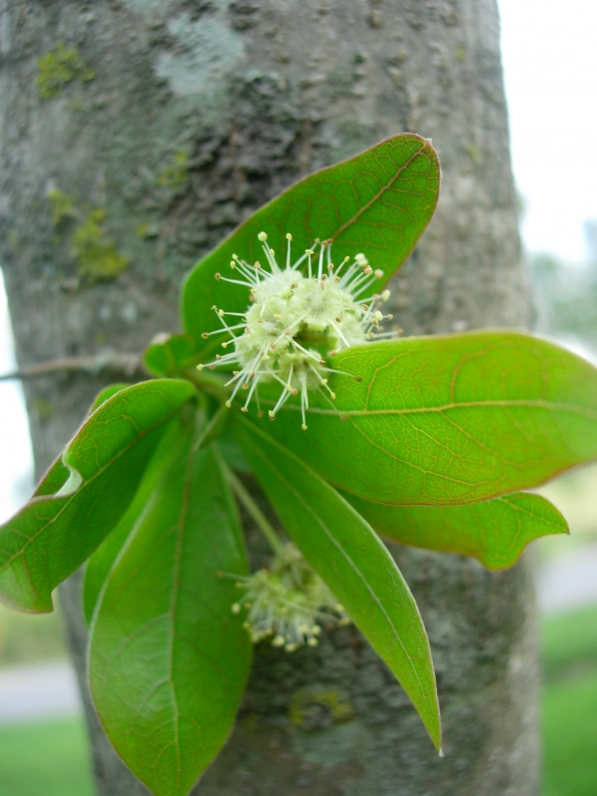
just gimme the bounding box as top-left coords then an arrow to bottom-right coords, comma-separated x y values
198,232 -> 395,428
230,543 -> 350,651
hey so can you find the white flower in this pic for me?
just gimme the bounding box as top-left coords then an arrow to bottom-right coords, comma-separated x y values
198,232 -> 395,428
230,543 -> 350,651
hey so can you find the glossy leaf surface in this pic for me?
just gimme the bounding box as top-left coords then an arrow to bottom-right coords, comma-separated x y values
256,331 -> 597,505
89,432 -> 250,796
182,134 -> 439,357
83,419 -> 188,624
144,334 -> 199,377
347,492 -> 568,570
0,380 -> 195,613
89,383 -> 131,413
234,417 -> 441,751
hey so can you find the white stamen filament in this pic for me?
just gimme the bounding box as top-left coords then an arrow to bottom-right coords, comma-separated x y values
198,232 -> 397,427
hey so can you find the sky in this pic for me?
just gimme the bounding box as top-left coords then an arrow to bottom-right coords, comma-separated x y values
0,272 -> 33,523
1,1 -> 596,519
498,0 -> 597,262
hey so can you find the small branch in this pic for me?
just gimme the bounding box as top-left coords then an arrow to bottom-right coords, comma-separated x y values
222,461 -> 284,555
0,349 -> 148,382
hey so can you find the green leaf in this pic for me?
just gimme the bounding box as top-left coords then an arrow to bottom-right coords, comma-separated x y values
194,403 -> 230,452
84,415 -> 204,624
346,492 -> 568,570
256,331 -> 597,505
234,416 -> 441,751
89,431 -> 251,796
217,426 -> 251,474
83,506 -> 136,626
83,419 -> 188,624
182,134 -> 439,357
144,334 -> 199,377
32,457 -> 70,499
89,383 -> 131,413
0,379 -> 195,613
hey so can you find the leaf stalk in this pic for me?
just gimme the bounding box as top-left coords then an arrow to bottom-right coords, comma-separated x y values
221,461 -> 284,555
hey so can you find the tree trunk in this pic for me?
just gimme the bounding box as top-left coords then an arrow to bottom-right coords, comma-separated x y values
0,1 -> 537,794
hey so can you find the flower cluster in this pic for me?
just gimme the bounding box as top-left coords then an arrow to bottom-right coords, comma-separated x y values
231,543 -> 350,652
198,232 -> 395,428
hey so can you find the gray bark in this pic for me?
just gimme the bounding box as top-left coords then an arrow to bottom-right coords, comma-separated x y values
0,1 -> 537,794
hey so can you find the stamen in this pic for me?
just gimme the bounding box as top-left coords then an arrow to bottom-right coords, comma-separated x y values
243,377 -> 260,410
218,311 -> 247,317
271,315 -> 305,348
206,231 -> 394,427
285,365 -> 295,394
271,383 -> 292,415
333,255 -> 351,278
315,383 -> 338,408
352,276 -> 379,299
290,339 -> 323,364
300,372 -> 309,430
203,322 -> 246,337
329,320 -> 351,348
290,248 -> 309,271
306,249 -> 314,279
215,274 -> 255,288
231,256 -> 259,281
338,259 -> 362,287
261,241 -> 280,274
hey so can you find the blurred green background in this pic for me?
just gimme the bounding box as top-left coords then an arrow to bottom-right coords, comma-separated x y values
0,603 -> 94,796
542,602 -> 597,796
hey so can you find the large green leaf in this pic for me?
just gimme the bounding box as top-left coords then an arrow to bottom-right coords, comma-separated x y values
255,331 -> 597,505
182,134 -> 439,357
88,382 -> 131,413
89,431 -> 251,796
0,379 -> 195,613
346,492 -> 568,570
234,417 -> 441,751
84,401 -> 234,624
83,418 -> 188,624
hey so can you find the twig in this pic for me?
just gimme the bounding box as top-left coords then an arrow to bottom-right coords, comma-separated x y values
221,460 -> 284,555
0,349 -> 148,381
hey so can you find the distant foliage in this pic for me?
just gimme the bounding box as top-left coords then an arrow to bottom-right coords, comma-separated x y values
532,218 -> 597,349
